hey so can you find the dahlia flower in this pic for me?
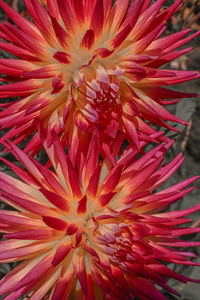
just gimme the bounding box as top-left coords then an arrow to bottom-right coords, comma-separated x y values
0,0 -> 199,156
0,131 -> 199,299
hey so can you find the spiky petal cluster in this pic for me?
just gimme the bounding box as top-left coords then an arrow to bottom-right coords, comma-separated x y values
0,131 -> 199,300
0,0 -> 199,156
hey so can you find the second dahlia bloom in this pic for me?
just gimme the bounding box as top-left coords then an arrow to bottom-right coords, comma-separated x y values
0,0 -> 199,156
0,131 -> 199,299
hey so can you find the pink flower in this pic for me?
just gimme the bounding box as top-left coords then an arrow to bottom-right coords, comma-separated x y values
0,132 -> 199,299
0,0 -> 199,156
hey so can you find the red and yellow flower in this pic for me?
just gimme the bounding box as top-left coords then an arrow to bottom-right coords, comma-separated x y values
0,131 -> 199,299
0,0 -> 199,156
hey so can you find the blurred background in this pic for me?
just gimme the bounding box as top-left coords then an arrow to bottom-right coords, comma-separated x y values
0,0 -> 200,299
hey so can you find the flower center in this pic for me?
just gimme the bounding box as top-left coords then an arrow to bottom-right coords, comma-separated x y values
74,66 -> 123,136
86,81 -> 121,126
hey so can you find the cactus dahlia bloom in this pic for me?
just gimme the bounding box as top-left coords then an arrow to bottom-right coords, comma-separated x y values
0,132 -> 199,300
0,0 -> 199,155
